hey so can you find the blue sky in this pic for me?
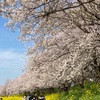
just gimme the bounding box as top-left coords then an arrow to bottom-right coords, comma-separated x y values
0,17 -> 26,85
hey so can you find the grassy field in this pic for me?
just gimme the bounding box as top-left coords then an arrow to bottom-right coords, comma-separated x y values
0,81 -> 100,100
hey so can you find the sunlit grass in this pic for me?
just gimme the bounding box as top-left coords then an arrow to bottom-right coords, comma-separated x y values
45,81 -> 100,100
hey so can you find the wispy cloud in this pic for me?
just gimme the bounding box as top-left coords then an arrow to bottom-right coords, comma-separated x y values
0,49 -> 26,69
0,49 -> 27,85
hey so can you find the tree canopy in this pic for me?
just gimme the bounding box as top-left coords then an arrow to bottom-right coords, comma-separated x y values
0,0 -> 100,95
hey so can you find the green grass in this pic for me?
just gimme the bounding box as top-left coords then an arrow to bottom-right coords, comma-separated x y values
0,81 -> 100,100
45,81 -> 100,100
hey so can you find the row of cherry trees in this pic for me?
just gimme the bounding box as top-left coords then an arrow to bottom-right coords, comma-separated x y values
0,0 -> 100,95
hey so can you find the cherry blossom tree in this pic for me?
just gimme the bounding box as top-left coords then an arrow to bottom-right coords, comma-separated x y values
0,0 -> 100,95
0,28 -> 99,95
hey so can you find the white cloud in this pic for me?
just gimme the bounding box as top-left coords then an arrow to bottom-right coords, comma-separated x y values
0,49 -> 26,69
0,49 -> 27,85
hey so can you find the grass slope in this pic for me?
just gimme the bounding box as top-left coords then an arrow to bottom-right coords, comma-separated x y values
46,81 -> 100,100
